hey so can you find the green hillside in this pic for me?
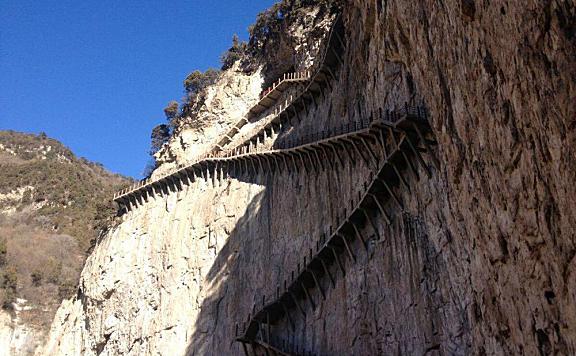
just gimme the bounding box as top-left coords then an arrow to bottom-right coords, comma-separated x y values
0,130 -> 131,328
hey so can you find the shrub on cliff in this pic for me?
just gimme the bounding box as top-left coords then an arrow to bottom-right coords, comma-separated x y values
150,124 -> 170,155
45,258 -> 62,284
145,124 -> 170,177
183,69 -> 220,96
30,270 -> 43,287
221,34 -> 247,70
0,239 -> 7,267
1,265 -> 18,310
247,0 -> 334,49
163,101 -> 180,128
58,279 -> 76,299
181,68 -> 220,118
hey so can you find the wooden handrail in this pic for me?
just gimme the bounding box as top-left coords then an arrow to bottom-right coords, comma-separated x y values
112,105 -> 427,203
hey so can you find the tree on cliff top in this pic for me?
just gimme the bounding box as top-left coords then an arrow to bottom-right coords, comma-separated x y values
150,124 -> 170,155
144,124 -> 170,178
163,100 -> 180,130
163,101 -> 179,121
181,68 -> 220,118
221,34 -> 248,70
183,69 -> 220,96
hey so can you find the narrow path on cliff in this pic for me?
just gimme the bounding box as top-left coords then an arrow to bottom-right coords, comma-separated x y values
233,110 -> 438,356
113,15 -> 347,206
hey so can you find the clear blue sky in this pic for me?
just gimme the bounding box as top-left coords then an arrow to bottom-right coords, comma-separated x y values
0,0 -> 276,178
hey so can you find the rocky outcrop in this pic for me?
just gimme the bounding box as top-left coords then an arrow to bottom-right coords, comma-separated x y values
44,1 -> 575,355
153,67 -> 263,176
0,305 -> 45,355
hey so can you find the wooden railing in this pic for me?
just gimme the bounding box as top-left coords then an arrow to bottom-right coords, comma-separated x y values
211,15 -> 346,154
113,105 -> 430,210
259,71 -> 310,99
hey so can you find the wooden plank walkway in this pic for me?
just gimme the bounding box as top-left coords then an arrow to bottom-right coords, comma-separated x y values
252,72 -> 311,116
112,106 -> 429,210
114,115 -> 378,210
113,15 -> 348,204
232,111 -> 437,355
215,72 -> 310,151
212,15 -> 346,153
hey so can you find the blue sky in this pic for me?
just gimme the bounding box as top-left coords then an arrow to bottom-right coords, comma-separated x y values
0,0 -> 276,178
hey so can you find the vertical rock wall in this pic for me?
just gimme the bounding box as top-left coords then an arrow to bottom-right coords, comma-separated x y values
339,0 -> 575,354
44,1 -> 575,355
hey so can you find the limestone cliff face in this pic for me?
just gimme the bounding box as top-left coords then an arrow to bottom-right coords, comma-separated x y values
348,1 -> 575,354
152,66 -> 263,176
44,1 -> 575,355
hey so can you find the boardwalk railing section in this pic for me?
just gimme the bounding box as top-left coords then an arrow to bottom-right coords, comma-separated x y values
233,108 -> 438,356
114,15 -> 346,204
214,71 -> 310,151
259,72 -> 311,100
211,15 -> 346,154
113,105 -> 432,206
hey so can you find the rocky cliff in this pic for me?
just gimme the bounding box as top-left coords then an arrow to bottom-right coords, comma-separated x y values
44,0 -> 575,355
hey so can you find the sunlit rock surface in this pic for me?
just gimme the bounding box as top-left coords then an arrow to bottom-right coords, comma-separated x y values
44,1 -> 575,355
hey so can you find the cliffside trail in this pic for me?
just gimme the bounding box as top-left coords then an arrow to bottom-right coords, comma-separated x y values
44,1 -> 575,355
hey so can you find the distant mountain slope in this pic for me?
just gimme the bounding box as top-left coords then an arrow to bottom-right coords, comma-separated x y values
0,130 -> 131,355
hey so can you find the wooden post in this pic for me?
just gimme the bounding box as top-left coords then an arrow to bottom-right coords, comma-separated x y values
377,177 -> 404,209
288,291 -> 306,317
324,66 -> 337,81
299,281 -> 316,310
359,136 -> 380,165
249,158 -> 258,176
307,269 -> 326,300
329,246 -> 345,276
289,153 -> 298,172
307,91 -> 317,107
317,257 -> 335,288
390,129 -> 420,180
368,193 -> 391,225
346,138 -> 370,166
296,151 -> 308,174
378,129 -> 388,157
405,135 -> 432,178
350,221 -> 369,253
336,233 -> 356,263
255,155 -> 264,174
321,74 -> 333,92
311,148 -> 325,171
330,46 -> 343,66
280,302 -> 295,331
240,342 -> 249,356
360,208 -> 380,239
270,155 -> 280,172
318,145 -> 334,170
266,312 -> 271,344
334,140 -> 353,165
324,142 -> 344,167
302,150 -> 317,174
263,154 -> 273,173
334,28 -> 346,50
280,155 -> 289,171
